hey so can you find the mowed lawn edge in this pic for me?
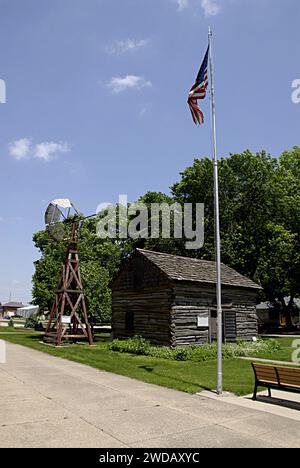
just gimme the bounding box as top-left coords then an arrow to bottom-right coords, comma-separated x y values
0,331 -> 295,396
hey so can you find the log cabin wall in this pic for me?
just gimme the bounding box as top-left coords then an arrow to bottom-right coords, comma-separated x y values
171,283 -> 215,347
171,305 -> 210,347
112,254 -> 173,346
171,283 -> 258,346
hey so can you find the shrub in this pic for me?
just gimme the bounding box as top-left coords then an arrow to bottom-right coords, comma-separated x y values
25,317 -> 37,329
173,348 -> 190,361
24,316 -> 44,330
8,318 -> 14,328
108,335 -> 281,362
109,336 -> 152,356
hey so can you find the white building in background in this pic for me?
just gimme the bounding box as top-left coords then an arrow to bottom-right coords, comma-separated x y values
17,305 -> 39,319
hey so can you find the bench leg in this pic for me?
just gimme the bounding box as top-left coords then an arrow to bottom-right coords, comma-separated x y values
252,382 -> 258,400
268,386 -> 272,398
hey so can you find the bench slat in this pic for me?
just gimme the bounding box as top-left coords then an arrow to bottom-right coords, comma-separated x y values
256,371 -> 277,378
278,383 -> 300,389
278,376 -> 300,383
257,379 -> 278,385
277,369 -> 300,376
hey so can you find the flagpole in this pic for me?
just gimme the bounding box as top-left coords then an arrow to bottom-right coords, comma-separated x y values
208,26 -> 223,395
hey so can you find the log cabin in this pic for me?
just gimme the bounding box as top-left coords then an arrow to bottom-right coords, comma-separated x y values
111,249 -> 262,347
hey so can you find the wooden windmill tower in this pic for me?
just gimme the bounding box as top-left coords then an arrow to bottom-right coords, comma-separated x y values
43,199 -> 93,346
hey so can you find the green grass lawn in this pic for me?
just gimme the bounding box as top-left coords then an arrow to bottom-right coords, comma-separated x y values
250,337 -> 296,362
0,327 -> 32,333
0,330 -> 297,396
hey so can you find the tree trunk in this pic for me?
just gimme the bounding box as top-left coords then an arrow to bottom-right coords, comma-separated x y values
279,296 -> 294,329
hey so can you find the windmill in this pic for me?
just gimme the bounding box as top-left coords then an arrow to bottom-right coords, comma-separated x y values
43,199 -> 94,346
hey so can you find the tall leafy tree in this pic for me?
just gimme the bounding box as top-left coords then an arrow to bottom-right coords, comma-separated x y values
128,191 -> 186,255
32,217 -> 122,324
171,148 -> 300,324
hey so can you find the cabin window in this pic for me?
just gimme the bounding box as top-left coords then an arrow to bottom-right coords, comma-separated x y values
125,311 -> 134,332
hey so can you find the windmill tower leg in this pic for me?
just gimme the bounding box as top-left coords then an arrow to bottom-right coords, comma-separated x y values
44,223 -> 93,346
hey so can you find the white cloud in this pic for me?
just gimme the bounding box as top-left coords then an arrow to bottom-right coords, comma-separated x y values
175,0 -> 221,16
177,0 -> 189,11
8,138 -> 32,160
106,39 -> 149,54
34,142 -> 71,162
107,75 -> 152,94
201,0 -> 221,17
8,138 -> 71,162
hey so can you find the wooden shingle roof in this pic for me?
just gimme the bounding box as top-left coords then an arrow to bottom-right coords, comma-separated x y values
137,249 -> 261,290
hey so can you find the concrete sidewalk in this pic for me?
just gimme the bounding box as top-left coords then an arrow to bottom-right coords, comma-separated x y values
0,342 -> 300,448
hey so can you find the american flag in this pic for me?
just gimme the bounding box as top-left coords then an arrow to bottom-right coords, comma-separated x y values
188,46 -> 209,125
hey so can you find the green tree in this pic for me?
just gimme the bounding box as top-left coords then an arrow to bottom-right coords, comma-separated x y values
128,191 -> 186,255
171,149 -> 300,324
32,217 -> 122,324
32,230 -> 66,311
172,151 -> 278,271
256,223 -> 300,326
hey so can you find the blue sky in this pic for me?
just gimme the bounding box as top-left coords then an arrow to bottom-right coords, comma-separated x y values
0,0 -> 299,303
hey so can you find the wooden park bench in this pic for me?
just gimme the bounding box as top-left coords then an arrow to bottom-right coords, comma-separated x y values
251,362 -> 300,400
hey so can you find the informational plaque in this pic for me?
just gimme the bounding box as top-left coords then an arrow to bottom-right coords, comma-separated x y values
197,315 -> 209,328
62,316 -> 71,324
